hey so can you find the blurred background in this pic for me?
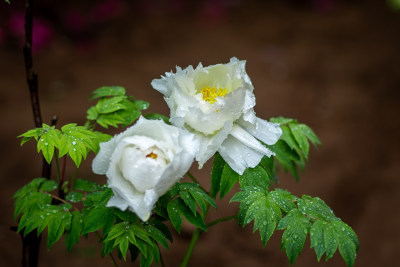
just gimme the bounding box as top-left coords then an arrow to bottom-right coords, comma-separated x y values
1,0 -> 400,266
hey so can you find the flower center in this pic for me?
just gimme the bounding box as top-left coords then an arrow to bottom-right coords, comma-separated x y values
146,152 -> 158,159
200,86 -> 228,104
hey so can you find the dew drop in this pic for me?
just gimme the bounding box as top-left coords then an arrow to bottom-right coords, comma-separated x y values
72,141 -> 76,145
126,225 -> 130,229
45,142 -> 48,146
73,148 -> 76,151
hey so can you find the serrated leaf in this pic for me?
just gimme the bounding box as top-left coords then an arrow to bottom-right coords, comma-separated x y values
179,190 -> 197,215
210,153 -> 225,198
96,96 -> 127,114
167,200 -> 182,233
144,113 -> 170,124
297,196 -> 338,221
13,177 -> 46,199
280,125 -> 299,151
83,206 -> 115,234
65,192 -> 84,203
310,220 -> 326,261
36,127 -> 60,164
113,209 -> 139,223
270,117 -> 297,124
58,124 -> 97,167
39,180 -> 58,192
239,166 -> 270,192
324,223 -> 338,260
91,86 -> 126,100
268,189 -> 297,213
145,225 -> 169,249
269,140 -> 300,180
189,187 -> 217,214
258,156 -> 276,183
73,179 -> 101,192
65,211 -> 83,251
278,209 -> 311,265
132,100 -> 150,110
290,123 -> 310,158
47,211 -> 63,249
219,163 -> 239,199
86,106 -> 98,120
297,124 -> 321,147
96,113 -> 125,128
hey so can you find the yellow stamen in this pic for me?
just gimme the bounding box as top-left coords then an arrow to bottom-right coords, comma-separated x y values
146,152 -> 158,159
200,86 -> 228,104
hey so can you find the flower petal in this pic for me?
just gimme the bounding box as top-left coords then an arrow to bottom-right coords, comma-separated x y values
230,124 -> 274,156
242,117 -> 282,145
218,136 -> 264,175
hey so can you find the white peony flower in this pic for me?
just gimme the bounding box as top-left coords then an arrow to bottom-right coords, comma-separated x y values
151,57 -> 282,175
92,116 -> 198,221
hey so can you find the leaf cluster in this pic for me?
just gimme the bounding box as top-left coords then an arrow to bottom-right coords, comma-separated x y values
268,117 -> 321,180
155,183 -> 217,234
228,168 -> 359,266
18,123 -> 110,167
86,86 -> 149,129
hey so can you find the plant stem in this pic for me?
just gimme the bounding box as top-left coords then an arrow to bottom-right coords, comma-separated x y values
49,194 -> 79,211
54,156 -> 61,183
206,215 -> 236,228
180,228 -> 201,267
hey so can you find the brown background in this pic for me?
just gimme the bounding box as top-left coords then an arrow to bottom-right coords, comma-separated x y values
1,0 -> 400,266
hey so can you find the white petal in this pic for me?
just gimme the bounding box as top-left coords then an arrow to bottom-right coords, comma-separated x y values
230,124 -> 274,156
218,136 -> 264,175
195,121 -> 233,168
243,117 -> 282,145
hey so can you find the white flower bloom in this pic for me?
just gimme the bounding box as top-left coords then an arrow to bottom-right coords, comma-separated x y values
151,57 -> 282,175
92,116 -> 198,221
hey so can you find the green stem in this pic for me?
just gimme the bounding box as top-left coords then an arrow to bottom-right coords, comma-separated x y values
54,156 -> 61,183
206,215 -> 237,228
180,228 -> 201,267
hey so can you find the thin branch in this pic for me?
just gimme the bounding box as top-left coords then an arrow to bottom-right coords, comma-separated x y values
49,194 -> 79,212
206,215 -> 236,229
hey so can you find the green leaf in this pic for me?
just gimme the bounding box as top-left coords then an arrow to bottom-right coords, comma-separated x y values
73,179 -> 101,192
239,166 -> 270,192
65,192 -> 84,203
231,188 -> 281,246
167,199 -> 182,233
132,100 -> 150,111
65,211 -> 83,251
96,96 -> 127,114
277,209 -> 311,265
219,163 -> 239,199
144,113 -> 170,124
280,125 -> 299,151
310,220 -> 326,261
269,140 -> 300,180
90,86 -> 126,100
39,180 -> 58,192
47,211 -> 64,249
179,190 -> 197,215
297,124 -> 321,147
270,117 -> 297,125
289,123 -> 310,158
324,222 -> 338,260
36,127 -> 61,164
145,225 -> 169,249
268,189 -> 297,213
210,153 -> 225,198
58,124 -> 97,167
297,196 -> 339,221
189,187 -> 217,214
13,177 -> 46,199
86,106 -> 98,120
258,156 -> 276,182
83,206 -> 116,235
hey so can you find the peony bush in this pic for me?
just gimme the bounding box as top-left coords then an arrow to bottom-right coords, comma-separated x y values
14,58 -> 359,267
